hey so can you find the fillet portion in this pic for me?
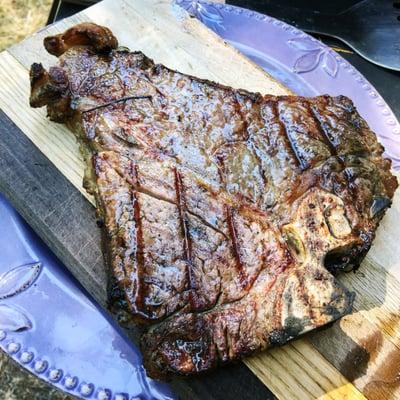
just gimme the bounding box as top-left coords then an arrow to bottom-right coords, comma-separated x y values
29,23 -> 398,379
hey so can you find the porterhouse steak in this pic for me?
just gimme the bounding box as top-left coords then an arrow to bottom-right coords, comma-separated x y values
29,23 -> 398,379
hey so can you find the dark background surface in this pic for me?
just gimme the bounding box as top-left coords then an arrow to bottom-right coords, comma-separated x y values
0,1 -> 398,399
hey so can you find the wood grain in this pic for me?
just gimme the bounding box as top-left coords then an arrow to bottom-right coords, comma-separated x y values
0,0 -> 399,398
247,339 -> 366,400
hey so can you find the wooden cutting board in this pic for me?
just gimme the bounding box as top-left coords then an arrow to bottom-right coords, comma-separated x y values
0,0 -> 399,399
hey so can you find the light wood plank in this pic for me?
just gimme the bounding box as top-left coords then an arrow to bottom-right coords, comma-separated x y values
247,339 -> 366,400
311,312 -> 400,399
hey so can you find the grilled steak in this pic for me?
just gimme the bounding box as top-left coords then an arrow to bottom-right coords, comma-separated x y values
29,23 -> 398,379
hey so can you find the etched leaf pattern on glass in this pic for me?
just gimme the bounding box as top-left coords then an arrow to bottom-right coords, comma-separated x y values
0,304 -> 32,332
288,38 -> 339,77
0,262 -> 42,332
0,262 -> 41,299
177,0 -> 225,31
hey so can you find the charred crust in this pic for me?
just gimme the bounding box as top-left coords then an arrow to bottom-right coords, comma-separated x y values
370,196 -> 392,219
29,62 -> 46,85
268,316 -> 308,346
29,63 -> 69,110
46,97 -> 72,123
44,36 -> 64,57
141,316 -> 216,380
44,23 -> 118,57
99,216 -> 139,330
324,245 -> 357,274
268,329 -> 294,347
326,289 -> 355,319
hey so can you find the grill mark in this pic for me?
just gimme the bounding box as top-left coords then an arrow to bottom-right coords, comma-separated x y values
139,71 -> 168,99
141,186 -> 228,239
308,100 -> 357,196
215,153 -> 226,186
174,168 -> 194,298
132,187 -> 145,311
213,93 -> 250,187
130,162 -> 141,187
112,163 -> 229,238
82,95 -> 152,113
226,206 -> 248,287
294,269 -> 315,323
273,101 -> 305,170
308,99 -> 359,189
102,123 -> 273,218
307,100 -> 337,157
248,139 -> 269,190
83,110 -> 100,140
272,274 -> 288,329
213,260 -> 224,307
233,92 -> 249,141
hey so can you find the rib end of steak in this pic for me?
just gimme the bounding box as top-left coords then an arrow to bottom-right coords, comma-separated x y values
29,23 -> 398,379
